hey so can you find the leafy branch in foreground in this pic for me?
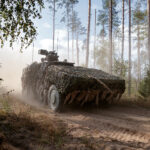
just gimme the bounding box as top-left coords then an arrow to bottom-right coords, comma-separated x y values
0,0 -> 44,49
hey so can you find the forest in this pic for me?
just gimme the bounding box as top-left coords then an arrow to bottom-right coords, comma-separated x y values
0,0 -> 150,99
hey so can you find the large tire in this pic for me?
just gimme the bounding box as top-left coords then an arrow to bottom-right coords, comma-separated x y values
47,85 -> 62,112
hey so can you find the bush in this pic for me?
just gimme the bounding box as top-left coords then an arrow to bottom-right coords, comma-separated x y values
138,70 -> 150,99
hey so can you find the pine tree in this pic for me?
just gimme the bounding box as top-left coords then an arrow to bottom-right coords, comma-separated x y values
133,1 -> 147,86
66,9 -> 85,65
93,9 -> 97,68
47,0 -> 60,51
121,0 -> 125,76
97,9 -> 108,42
60,0 -> 78,60
97,0 -> 120,72
128,0 -> 131,96
70,9 -> 76,62
76,23 -> 86,66
85,0 -> 91,67
109,0 -> 113,74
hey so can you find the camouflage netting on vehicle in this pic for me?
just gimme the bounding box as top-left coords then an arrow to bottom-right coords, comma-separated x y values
22,62 -> 125,106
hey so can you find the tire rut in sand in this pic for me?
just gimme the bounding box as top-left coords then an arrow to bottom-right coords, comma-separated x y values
60,111 -> 150,145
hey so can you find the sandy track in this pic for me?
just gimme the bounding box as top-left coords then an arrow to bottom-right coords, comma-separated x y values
16,96 -> 150,150
51,105 -> 150,150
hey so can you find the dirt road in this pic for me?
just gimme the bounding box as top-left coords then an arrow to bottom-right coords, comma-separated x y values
7,96 -> 150,150
48,105 -> 150,150
24,100 -> 148,150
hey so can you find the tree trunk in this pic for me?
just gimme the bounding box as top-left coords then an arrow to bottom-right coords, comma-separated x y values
57,32 -> 59,52
137,25 -> 141,85
52,0 -> 55,51
85,0 -> 91,67
32,42 -> 34,63
102,23 -> 105,42
72,4 -> 74,62
121,0 -> 125,76
148,0 -> 150,67
67,8 -> 70,60
76,33 -> 79,66
93,9 -> 97,68
109,0 -> 112,74
128,0 -> 131,96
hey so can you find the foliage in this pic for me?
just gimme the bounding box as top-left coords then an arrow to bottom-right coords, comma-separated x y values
139,70 -> 150,98
95,38 -> 109,72
47,0 -> 60,12
60,0 -> 79,23
69,11 -> 86,36
132,1 -> 147,32
113,58 -> 128,78
97,0 -> 120,37
60,0 -> 81,34
60,0 -> 79,10
0,0 -> 44,50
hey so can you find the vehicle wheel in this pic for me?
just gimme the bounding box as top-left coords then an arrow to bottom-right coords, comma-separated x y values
47,85 -> 61,112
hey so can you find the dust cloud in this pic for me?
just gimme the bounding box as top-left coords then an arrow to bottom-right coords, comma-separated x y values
0,47 -> 41,93
0,46 -> 49,108
0,45 -> 69,108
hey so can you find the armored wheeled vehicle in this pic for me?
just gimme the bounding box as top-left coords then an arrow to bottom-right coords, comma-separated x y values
21,50 -> 125,112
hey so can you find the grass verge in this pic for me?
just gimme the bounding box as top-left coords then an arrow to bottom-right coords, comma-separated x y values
0,96 -> 66,150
